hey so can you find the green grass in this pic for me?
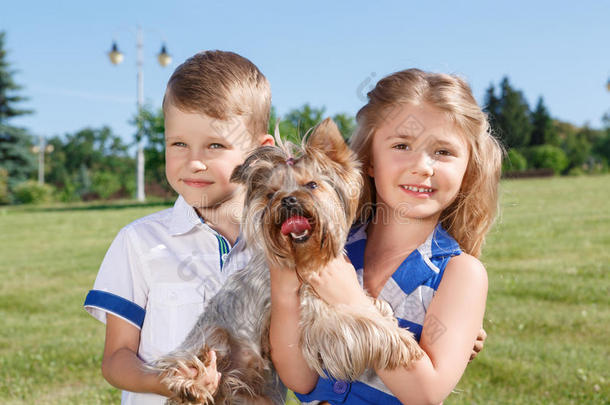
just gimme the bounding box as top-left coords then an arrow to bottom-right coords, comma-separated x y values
1,177 -> 608,404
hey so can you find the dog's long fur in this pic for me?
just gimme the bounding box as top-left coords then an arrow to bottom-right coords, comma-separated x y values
150,119 -> 423,404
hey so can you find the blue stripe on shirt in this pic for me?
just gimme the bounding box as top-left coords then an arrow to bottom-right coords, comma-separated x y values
397,318 -> 423,342
84,290 -> 145,328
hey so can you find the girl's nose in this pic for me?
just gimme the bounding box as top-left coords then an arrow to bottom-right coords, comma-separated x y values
409,150 -> 434,177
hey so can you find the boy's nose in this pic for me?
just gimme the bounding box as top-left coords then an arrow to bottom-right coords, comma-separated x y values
189,159 -> 208,172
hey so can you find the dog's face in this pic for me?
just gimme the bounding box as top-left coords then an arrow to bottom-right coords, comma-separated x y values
231,118 -> 362,276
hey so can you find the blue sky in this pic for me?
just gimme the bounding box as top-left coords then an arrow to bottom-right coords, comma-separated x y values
2,1 -> 609,145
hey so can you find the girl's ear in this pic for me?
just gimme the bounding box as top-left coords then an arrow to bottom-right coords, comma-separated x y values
367,160 -> 375,177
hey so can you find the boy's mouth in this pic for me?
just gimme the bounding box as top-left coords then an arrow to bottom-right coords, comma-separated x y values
183,179 -> 213,188
280,215 -> 312,243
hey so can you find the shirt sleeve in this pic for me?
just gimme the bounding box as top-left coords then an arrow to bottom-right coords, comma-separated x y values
83,226 -> 148,329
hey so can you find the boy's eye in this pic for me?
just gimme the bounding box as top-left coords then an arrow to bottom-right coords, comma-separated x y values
209,143 -> 225,149
392,143 -> 410,150
172,142 -> 187,147
305,181 -> 318,190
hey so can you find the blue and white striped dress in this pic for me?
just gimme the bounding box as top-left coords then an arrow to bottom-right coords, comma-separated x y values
296,222 -> 462,404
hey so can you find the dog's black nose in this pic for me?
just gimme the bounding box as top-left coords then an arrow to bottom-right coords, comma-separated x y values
281,196 -> 298,208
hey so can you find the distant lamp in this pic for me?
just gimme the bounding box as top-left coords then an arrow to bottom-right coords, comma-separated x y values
157,44 -> 172,67
108,42 -> 124,65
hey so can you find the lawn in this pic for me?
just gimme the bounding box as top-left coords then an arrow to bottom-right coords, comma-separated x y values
0,176 -> 608,404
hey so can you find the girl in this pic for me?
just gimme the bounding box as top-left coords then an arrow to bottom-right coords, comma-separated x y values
270,68 -> 502,404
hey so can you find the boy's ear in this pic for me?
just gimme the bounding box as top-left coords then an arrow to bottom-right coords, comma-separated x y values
259,134 -> 274,146
306,118 -> 350,163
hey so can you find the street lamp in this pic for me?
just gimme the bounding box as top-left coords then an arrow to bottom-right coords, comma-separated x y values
107,26 -> 172,202
31,136 -> 54,185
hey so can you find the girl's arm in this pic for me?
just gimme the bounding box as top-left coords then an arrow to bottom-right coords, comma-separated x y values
374,253 -> 488,404
101,314 -> 173,395
309,253 -> 487,405
268,264 -> 319,393
269,255 -> 375,394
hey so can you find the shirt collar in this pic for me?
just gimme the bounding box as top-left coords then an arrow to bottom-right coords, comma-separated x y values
347,222 -> 460,259
168,195 -> 203,236
419,224 -> 462,259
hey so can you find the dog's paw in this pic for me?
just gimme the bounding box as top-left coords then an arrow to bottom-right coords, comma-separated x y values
156,346 -> 221,405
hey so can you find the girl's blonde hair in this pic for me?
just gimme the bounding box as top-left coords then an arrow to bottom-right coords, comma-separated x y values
350,69 -> 503,257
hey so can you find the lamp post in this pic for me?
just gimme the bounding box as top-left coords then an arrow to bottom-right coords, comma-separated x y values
107,26 -> 171,202
31,136 -> 54,185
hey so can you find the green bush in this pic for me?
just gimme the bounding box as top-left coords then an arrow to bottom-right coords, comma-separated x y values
0,167 -> 9,204
502,149 -> 528,172
91,171 -> 122,199
567,166 -> 585,176
56,177 -> 81,202
13,180 -> 55,204
524,145 -> 569,175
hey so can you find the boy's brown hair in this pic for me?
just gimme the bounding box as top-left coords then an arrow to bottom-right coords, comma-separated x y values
164,50 -> 271,140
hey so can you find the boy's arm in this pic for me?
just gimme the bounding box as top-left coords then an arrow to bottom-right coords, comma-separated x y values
268,265 -> 318,394
102,313 -> 172,396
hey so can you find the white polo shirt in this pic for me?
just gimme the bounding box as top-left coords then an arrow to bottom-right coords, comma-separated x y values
84,195 -> 252,405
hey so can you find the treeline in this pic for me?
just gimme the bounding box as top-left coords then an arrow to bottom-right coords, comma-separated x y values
485,77 -> 609,175
1,31 -> 610,204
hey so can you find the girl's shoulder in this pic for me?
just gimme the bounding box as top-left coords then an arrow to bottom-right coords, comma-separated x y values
443,252 -> 488,290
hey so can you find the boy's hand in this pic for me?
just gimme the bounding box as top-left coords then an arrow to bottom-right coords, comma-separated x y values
188,349 -> 221,395
469,327 -> 487,361
162,349 -> 222,402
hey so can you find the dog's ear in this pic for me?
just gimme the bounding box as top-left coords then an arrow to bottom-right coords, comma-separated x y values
306,118 -> 351,164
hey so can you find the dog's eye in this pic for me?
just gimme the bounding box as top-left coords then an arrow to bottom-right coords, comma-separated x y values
267,193 -> 274,199
305,181 -> 318,190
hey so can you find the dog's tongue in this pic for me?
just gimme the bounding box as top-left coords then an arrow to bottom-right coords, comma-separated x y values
281,216 -> 311,235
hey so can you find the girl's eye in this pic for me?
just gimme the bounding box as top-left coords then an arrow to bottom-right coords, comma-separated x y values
172,142 -> 187,147
435,149 -> 452,156
392,143 -> 410,150
305,181 -> 318,190
210,143 -> 225,149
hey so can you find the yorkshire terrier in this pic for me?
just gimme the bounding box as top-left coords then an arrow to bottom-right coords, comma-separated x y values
151,119 -> 423,404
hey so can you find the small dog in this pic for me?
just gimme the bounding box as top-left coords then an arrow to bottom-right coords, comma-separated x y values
152,119 -> 423,404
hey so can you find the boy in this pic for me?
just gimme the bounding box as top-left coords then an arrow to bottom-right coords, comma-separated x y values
84,50 -> 273,404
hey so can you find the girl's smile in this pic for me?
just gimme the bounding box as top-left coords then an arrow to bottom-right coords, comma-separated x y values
399,184 -> 436,198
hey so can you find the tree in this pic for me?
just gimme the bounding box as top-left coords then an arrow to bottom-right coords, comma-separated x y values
269,104 -> 355,143
0,125 -> 35,190
0,32 -> 32,122
484,77 -> 532,149
134,106 -> 170,194
332,113 -> 356,140
46,126 -> 134,200
0,31 -> 35,198
530,97 -> 558,146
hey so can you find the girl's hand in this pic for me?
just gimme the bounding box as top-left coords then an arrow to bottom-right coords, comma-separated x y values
304,255 -> 373,312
